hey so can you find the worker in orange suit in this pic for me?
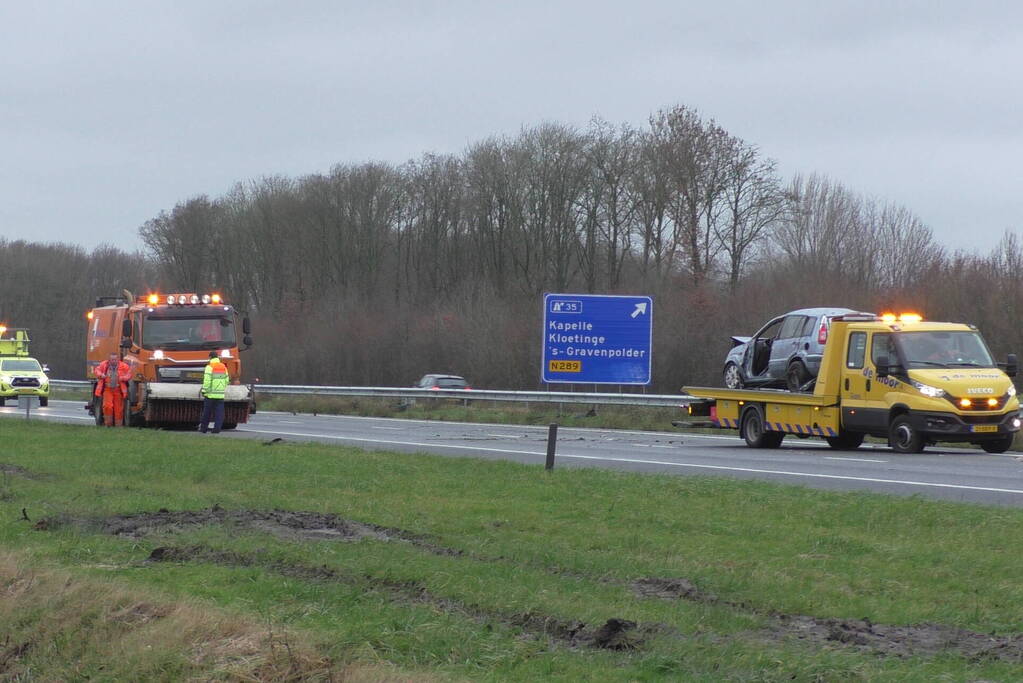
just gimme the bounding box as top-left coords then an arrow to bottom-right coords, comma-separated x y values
94,352 -> 132,426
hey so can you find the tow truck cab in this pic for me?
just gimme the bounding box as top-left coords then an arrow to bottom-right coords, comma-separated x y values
685,313 -> 1021,453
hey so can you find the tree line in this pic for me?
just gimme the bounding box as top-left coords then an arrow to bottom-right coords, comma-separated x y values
2,104 -> 1020,389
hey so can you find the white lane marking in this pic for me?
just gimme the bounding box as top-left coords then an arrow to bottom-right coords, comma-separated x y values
371,426 -> 403,431
825,457 -> 887,463
487,433 -> 523,439
0,413 -> 93,422
234,427 -> 1023,496
277,420 -> 303,424
650,445 -> 678,449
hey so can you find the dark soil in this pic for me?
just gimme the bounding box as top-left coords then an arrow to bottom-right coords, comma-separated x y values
45,506 -> 462,556
634,576 -> 1023,662
0,464 -> 49,480
771,614 -> 1023,661
146,544 -> 656,651
632,577 -> 718,604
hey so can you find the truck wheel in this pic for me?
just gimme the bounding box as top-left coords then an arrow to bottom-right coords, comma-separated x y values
0,397 -> 5,407
980,435 -> 1014,453
786,362 -> 811,392
825,430 -> 864,450
39,397 -> 48,407
889,415 -> 924,453
222,422 -> 237,430
93,397 -> 104,426
723,363 -> 744,389
741,406 -> 784,448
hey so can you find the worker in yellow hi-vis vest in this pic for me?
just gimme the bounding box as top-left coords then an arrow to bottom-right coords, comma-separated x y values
198,351 -> 230,434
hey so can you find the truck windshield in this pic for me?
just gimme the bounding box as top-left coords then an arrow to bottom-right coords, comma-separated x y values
897,331 -> 995,369
1,359 -> 41,372
142,315 -> 236,349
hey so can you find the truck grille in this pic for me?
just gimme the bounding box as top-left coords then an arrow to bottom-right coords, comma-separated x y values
157,366 -> 206,383
11,377 -> 40,388
961,414 -> 1009,424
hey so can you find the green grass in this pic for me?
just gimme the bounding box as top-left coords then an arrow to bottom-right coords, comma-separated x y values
2,421 -> 1023,680
257,394 -> 684,432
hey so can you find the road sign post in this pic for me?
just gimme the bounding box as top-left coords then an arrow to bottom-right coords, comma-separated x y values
542,293 -> 653,385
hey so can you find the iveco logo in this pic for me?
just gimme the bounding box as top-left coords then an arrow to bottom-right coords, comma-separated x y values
966,387 -> 995,394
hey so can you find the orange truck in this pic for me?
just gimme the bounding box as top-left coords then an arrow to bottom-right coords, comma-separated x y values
86,291 -> 254,427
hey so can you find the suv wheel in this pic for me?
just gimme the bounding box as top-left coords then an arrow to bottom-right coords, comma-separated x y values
786,361 -> 811,392
723,363 -> 744,390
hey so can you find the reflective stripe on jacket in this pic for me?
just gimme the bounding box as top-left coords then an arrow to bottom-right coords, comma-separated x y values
202,359 -> 230,399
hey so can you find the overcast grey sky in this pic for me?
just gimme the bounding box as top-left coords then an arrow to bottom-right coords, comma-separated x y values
2,1 -> 1019,253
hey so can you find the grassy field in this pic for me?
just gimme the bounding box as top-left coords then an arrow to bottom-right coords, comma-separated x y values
3,420 -> 1023,680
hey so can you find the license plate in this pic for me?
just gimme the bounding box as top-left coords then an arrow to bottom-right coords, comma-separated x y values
548,360 -> 582,373
184,371 -> 204,380
971,425 -> 998,433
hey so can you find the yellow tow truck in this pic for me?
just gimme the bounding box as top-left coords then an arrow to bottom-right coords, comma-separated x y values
0,326 -> 50,407
685,313 -> 1021,453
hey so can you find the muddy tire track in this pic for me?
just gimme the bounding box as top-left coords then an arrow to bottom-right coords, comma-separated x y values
36,507 -> 1023,662
146,544 -> 657,651
0,464 -> 51,480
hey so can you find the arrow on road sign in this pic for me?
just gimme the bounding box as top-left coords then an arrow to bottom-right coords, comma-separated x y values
631,302 -> 648,318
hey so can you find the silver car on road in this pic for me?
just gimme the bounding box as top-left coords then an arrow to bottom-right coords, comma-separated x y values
722,307 -> 865,391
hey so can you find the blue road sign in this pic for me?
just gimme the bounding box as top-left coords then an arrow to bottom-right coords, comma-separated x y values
542,293 -> 653,385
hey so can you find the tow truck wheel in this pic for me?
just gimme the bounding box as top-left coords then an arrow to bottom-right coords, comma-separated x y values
39,397 -> 48,407
825,430 -> 864,450
723,363 -> 744,390
889,415 -> 924,453
93,397 -> 104,426
980,434 -> 1014,453
786,361 -> 811,392
741,406 -> 784,448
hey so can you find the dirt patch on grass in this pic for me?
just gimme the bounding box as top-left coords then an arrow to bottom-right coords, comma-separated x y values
633,576 -> 1023,662
632,577 -> 718,603
43,506 -> 463,556
146,544 -> 659,652
0,463 -> 50,480
772,615 -> 1023,661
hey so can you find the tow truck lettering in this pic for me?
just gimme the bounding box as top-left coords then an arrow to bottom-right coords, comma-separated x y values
861,368 -> 900,388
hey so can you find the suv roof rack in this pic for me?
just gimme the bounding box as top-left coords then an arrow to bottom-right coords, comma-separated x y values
831,312 -> 879,322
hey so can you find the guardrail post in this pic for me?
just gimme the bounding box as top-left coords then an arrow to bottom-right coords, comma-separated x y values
545,423 -> 558,470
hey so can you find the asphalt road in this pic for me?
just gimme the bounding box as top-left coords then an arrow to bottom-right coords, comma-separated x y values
7,399 -> 1023,507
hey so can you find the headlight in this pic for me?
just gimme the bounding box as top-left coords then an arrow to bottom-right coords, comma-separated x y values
153,349 -> 165,359
910,380 -> 946,398
1008,384 -> 1017,397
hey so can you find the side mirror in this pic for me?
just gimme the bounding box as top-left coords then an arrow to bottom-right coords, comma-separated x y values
242,317 -> 251,335
122,318 -> 132,338
120,337 -> 131,349
243,335 -> 253,347
876,356 -> 890,378
1007,353 -> 1018,378
42,364 -> 50,374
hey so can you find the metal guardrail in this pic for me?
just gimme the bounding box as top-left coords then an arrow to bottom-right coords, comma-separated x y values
50,379 -> 692,407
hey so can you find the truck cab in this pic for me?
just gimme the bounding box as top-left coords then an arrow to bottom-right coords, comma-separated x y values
86,292 -> 253,427
686,313 -> 1021,453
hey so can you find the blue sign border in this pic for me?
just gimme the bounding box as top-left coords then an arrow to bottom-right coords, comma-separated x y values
542,293 -> 653,385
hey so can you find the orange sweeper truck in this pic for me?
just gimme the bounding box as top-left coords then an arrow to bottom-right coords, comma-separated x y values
86,291 -> 254,428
